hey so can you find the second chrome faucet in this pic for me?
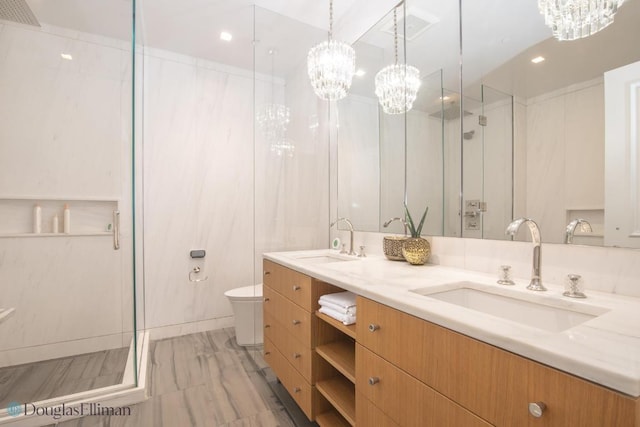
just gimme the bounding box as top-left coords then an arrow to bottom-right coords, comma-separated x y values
505,218 -> 546,291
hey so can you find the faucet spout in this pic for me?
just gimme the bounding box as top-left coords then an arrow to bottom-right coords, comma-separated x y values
505,217 -> 546,291
565,218 -> 592,244
383,217 -> 408,235
330,217 -> 356,256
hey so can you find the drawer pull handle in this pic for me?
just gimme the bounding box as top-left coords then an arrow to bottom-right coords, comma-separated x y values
368,377 -> 380,385
293,387 -> 301,393
368,324 -> 380,332
264,297 -> 270,302
264,351 -> 271,356
265,324 -> 271,329
292,285 -> 301,291
528,402 -> 546,418
293,352 -> 301,359
292,319 -> 301,325
264,271 -> 271,276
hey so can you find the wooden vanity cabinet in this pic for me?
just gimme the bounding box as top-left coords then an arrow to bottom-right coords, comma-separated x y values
262,260 -> 349,422
357,296 -> 640,427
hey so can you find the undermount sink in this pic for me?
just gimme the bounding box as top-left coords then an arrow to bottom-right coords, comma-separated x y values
411,282 -> 609,333
293,254 -> 357,264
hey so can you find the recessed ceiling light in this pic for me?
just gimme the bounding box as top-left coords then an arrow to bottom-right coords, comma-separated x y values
531,56 -> 545,64
220,31 -> 232,42
355,69 -> 366,77
60,53 -> 73,60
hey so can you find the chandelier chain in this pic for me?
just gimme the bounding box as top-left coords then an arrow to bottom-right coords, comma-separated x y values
394,7 -> 398,64
329,0 -> 333,39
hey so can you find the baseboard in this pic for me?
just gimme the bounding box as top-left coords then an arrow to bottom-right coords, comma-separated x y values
146,316 -> 235,340
0,333 -> 134,368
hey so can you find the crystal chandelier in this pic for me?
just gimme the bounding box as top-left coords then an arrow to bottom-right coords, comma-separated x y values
538,0 -> 626,41
257,49 -> 294,157
375,7 -> 421,115
307,0 -> 356,101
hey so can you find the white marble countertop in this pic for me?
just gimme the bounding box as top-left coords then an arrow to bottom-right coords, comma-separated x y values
264,249 -> 640,398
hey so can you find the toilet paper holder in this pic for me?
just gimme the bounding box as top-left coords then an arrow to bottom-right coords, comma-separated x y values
189,266 -> 208,282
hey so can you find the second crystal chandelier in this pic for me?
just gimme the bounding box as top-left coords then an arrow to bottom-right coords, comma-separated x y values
375,6 -> 421,115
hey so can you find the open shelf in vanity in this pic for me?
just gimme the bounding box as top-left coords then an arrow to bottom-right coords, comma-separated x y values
314,310 -> 356,426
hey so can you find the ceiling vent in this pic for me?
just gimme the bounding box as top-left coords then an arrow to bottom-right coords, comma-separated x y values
0,0 -> 40,27
381,7 -> 438,41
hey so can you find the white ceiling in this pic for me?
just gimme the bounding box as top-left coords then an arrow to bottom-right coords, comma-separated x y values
16,0 -> 640,101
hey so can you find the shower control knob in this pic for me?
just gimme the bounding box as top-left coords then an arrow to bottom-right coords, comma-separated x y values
528,402 -> 547,418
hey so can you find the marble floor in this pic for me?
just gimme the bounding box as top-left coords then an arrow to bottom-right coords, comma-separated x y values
50,328 -> 311,427
0,347 -> 129,408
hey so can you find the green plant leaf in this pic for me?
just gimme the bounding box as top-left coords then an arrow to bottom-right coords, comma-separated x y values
415,206 -> 429,236
403,202 -> 417,237
404,202 -> 429,237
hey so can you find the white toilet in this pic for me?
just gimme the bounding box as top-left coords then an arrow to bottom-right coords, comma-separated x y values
224,284 -> 263,346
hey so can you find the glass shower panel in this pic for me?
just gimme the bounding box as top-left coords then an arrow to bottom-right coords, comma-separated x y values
460,86 -> 514,239
406,69 -> 445,236
0,0 -> 137,413
480,84 -> 514,240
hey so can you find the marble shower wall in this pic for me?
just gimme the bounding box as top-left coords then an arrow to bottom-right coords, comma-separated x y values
143,47 -> 329,336
522,78 -> 604,245
0,23 -> 134,366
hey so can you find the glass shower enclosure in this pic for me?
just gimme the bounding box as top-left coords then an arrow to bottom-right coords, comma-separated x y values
0,0 -> 141,422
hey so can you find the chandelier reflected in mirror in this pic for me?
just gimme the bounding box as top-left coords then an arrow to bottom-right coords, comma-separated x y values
257,49 -> 294,157
307,0 -> 355,101
375,6 -> 421,115
538,0 -> 626,41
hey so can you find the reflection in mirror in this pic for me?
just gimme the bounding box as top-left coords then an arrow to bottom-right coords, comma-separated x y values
336,0 -> 460,236
462,0 -> 640,248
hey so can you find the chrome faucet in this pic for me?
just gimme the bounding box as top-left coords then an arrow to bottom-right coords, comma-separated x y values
505,218 -> 546,291
565,218 -> 592,244
383,217 -> 408,235
331,218 -> 356,256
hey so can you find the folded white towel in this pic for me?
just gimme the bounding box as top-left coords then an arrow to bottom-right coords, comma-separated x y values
319,291 -> 357,309
319,306 -> 356,326
320,300 -> 356,316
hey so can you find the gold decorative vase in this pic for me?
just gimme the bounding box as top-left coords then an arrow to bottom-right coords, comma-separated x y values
383,236 -> 407,261
402,237 -> 431,265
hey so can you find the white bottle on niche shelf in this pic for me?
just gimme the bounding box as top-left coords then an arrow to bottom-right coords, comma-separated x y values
33,204 -> 42,234
63,204 -> 71,234
52,214 -> 59,233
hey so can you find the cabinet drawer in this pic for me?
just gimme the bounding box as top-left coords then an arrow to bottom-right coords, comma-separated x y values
264,285 -> 312,347
356,392 -> 399,427
264,337 -> 314,420
264,260 -> 313,310
357,297 -> 639,426
264,311 -> 313,382
356,344 -> 490,427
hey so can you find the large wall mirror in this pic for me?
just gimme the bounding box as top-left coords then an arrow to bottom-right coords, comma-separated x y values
336,0 -> 461,236
462,0 -> 640,248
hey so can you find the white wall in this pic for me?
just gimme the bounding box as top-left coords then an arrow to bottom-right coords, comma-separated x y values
142,47 -> 329,337
0,22 -> 134,366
